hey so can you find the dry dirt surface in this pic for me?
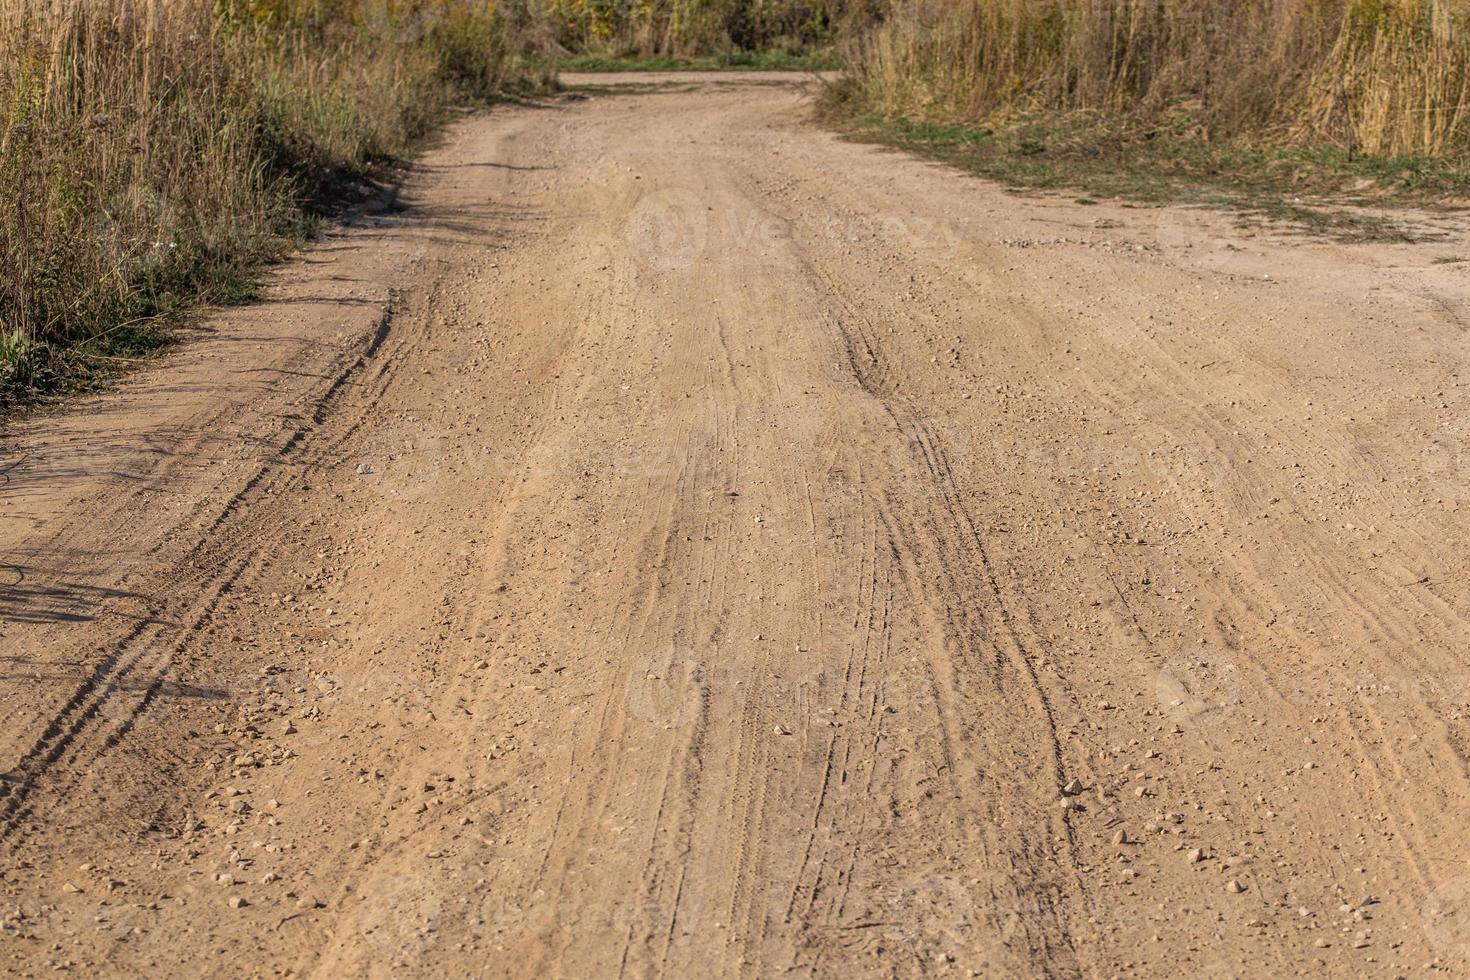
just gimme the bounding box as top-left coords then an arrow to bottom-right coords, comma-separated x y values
3,71 -> 1470,979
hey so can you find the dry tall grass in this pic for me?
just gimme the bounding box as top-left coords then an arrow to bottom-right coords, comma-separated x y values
841,0 -> 1470,159
0,0 -> 537,397
533,0 -> 863,57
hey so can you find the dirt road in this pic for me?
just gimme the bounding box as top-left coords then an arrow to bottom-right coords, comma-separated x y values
3,72 -> 1470,978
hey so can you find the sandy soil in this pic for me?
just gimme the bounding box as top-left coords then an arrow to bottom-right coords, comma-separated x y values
2,72 -> 1470,978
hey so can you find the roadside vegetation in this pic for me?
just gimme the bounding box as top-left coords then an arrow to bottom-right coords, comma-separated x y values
530,0 -> 865,65
827,0 -> 1470,234
0,0 -> 546,407
549,49 -> 838,72
7,0 -> 1470,408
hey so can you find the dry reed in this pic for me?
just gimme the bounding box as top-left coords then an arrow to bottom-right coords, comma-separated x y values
0,0 -> 535,396
840,0 -> 1470,159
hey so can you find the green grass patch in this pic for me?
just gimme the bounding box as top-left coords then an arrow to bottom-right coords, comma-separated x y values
834,111 -> 1470,242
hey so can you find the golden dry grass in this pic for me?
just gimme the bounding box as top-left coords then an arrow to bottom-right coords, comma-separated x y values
532,0 -> 859,57
0,0 -> 537,397
841,0 -> 1470,159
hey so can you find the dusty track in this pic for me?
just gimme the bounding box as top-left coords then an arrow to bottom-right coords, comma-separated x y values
3,72 -> 1470,978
